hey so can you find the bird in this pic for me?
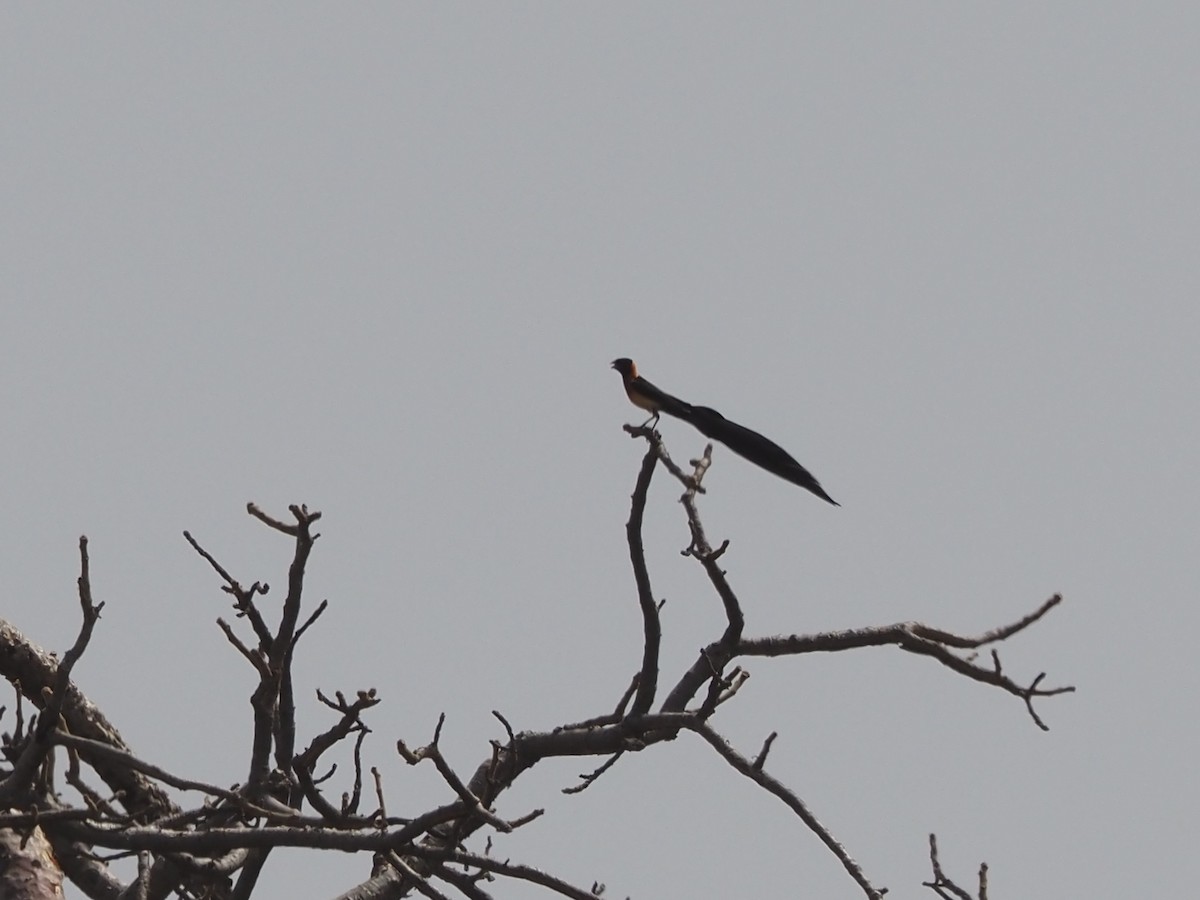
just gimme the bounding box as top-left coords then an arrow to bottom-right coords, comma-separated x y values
610,358 -> 695,427
610,358 -> 838,506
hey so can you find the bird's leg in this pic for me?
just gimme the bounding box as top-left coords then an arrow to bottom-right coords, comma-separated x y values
639,411 -> 661,429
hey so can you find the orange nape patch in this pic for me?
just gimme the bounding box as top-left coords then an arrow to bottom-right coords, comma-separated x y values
610,357 -> 638,379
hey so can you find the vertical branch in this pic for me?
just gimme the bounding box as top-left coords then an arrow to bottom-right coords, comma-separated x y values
661,449 -> 746,714
271,506 -> 318,771
626,445 -> 662,716
264,505 -> 318,669
679,448 -> 743,647
38,537 -> 105,741
1,533 -> 109,807
240,503 -> 321,788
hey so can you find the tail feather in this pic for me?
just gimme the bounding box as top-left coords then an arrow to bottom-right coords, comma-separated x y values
682,405 -> 839,506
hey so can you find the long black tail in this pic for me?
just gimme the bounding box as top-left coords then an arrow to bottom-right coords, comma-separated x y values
682,405 -> 839,506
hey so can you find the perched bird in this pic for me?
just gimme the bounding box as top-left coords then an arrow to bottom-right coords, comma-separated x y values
610,358 -> 695,427
610,358 -> 838,506
685,404 -> 839,506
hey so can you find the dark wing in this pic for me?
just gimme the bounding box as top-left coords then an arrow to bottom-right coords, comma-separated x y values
684,405 -> 839,505
633,376 -> 696,421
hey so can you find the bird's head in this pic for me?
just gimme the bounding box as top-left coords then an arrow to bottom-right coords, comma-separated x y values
610,358 -> 637,378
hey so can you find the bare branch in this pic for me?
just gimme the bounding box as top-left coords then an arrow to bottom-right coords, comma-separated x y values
622,424 -> 703,489
740,605 -> 1074,729
683,720 -> 887,900
183,530 -> 273,647
40,536 -> 105,740
292,599 -> 329,647
422,848 -> 604,900
53,734 -> 245,808
563,751 -> 625,795
246,502 -> 299,536
217,619 -> 269,677
624,443 -> 662,716
398,716 -> 528,834
383,851 -> 456,900
433,864 -> 497,900
659,446 -> 746,714
491,710 -> 515,743
911,594 -> 1062,648
752,731 -> 777,771
182,529 -> 239,589
2,538 -> 106,806
924,833 -> 987,900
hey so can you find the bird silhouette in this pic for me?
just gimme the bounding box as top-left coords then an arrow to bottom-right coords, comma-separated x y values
611,358 -> 838,506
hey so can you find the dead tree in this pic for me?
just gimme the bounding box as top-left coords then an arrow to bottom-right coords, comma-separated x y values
0,428 -> 1073,899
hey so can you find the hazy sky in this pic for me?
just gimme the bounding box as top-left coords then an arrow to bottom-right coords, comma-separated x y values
2,6 -> 1197,898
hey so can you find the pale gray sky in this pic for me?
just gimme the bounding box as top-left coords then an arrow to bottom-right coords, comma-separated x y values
2,5 -> 1197,898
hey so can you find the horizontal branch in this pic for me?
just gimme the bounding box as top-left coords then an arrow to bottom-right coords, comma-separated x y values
740,596 -> 1073,728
